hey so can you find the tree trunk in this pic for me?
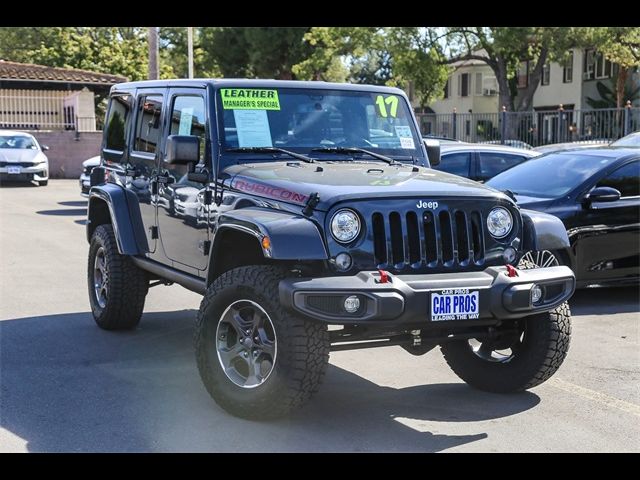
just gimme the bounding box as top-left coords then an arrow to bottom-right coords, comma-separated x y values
616,66 -> 628,108
148,27 -> 159,80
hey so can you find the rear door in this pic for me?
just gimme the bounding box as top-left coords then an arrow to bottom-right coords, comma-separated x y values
476,152 -> 529,182
436,151 -> 472,178
156,87 -> 210,271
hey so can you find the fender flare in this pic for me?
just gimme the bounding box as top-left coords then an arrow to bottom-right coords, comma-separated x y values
87,183 -> 148,255
520,208 -> 570,252
214,207 -> 329,260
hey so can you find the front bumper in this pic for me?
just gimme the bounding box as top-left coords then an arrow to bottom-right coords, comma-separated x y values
279,265 -> 575,326
0,165 -> 48,182
80,174 -> 91,196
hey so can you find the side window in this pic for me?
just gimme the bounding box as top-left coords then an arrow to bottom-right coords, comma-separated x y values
133,95 -> 163,154
104,94 -> 132,161
596,162 -> 640,198
478,153 -> 526,181
435,152 -> 471,177
169,95 -> 207,163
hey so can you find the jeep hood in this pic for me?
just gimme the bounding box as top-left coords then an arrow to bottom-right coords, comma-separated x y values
224,161 -> 507,211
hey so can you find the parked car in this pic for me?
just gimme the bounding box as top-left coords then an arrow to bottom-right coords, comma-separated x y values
80,156 -> 100,196
434,143 -> 539,182
533,141 -> 608,154
85,79 -> 575,420
0,130 -> 49,186
610,131 -> 640,147
487,147 -> 640,287
422,135 -> 463,144
481,139 -> 534,150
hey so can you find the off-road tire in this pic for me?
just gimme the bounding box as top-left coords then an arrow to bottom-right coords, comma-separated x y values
88,224 -> 148,330
441,302 -> 571,393
195,265 -> 330,420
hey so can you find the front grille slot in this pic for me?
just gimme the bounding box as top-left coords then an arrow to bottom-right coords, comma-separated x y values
371,206 -> 486,271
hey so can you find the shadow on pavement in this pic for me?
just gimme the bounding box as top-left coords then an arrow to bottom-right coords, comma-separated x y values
58,201 -> 87,207
0,310 -> 540,452
74,219 -> 87,226
36,208 -> 86,216
0,182 -> 38,188
570,287 -> 639,315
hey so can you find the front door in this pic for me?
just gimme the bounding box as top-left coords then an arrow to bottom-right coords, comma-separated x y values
576,160 -> 640,284
156,88 -> 210,271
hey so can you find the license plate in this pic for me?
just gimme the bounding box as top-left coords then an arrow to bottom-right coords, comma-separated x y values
8,166 -> 21,174
431,289 -> 479,321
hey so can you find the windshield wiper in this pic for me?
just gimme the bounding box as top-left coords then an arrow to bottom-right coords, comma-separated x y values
226,147 -> 314,163
311,147 -> 399,165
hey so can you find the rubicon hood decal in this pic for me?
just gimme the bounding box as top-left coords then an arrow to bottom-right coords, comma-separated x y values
231,177 -> 309,205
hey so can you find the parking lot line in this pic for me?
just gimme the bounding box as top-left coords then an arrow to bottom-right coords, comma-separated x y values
550,378 -> 640,417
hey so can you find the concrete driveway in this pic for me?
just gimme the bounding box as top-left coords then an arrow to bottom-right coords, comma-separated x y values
1,180 -> 638,452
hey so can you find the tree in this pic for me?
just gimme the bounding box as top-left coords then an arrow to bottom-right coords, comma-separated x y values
443,28 -> 581,112
579,27 -> 640,108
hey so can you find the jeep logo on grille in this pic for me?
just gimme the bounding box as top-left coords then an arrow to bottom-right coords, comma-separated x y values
416,200 -> 439,209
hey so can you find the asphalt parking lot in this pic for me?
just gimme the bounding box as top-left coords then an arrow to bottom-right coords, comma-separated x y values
1,179 -> 639,452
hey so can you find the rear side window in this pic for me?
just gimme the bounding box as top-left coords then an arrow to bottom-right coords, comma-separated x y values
597,161 -> 640,198
436,152 -> 471,177
104,94 -> 133,157
478,152 -> 526,181
133,95 -> 163,154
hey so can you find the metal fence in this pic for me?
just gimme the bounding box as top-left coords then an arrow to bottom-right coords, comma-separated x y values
416,105 -> 640,147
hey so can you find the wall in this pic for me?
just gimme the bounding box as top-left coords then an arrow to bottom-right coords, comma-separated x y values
428,64 -> 499,115
532,49 -> 583,110
29,130 -> 102,178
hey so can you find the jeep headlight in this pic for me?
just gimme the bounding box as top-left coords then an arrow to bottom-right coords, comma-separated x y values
330,209 -> 360,243
487,207 -> 513,239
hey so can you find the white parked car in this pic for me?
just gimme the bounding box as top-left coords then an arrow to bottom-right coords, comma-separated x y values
0,130 -> 49,186
80,155 -> 101,196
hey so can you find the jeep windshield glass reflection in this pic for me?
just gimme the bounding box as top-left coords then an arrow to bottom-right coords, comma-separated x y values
218,88 -> 422,162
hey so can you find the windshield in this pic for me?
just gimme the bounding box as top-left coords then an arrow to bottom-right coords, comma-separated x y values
0,135 -> 37,149
217,87 -> 423,163
487,152 -> 617,198
611,132 -> 640,147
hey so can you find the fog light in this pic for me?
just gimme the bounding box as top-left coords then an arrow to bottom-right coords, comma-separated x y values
503,247 -> 517,264
531,284 -> 543,304
344,295 -> 360,313
334,252 -> 352,271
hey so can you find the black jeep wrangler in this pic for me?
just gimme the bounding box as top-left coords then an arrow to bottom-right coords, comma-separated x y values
86,80 -> 575,419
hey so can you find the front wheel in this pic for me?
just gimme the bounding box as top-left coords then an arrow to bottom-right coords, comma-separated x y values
440,303 -> 571,393
195,265 -> 330,420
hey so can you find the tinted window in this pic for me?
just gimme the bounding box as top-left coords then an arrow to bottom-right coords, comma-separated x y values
436,152 -> 471,177
134,95 -> 163,154
104,94 -> 132,154
169,95 -> 206,163
597,161 -> 640,197
487,152 -> 617,198
478,152 -> 527,181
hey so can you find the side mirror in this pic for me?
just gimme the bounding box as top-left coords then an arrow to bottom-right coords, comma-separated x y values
165,135 -> 199,165
41,145 -> 49,151
423,138 -> 441,167
586,186 -> 621,204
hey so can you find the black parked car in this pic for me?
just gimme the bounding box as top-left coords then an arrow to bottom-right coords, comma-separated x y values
435,143 -> 539,182
487,147 -> 640,287
85,79 -> 576,419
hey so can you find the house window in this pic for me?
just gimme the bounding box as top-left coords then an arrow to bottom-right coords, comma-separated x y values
475,72 -> 483,95
541,63 -> 550,86
517,61 -> 528,88
458,73 -> 470,97
443,78 -> 450,99
595,52 -> 612,79
563,51 -> 574,83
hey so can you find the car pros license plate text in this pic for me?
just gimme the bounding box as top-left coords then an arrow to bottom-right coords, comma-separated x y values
431,289 -> 479,321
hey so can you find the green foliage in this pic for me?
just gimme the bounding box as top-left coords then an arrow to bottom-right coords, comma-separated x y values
586,74 -> 640,109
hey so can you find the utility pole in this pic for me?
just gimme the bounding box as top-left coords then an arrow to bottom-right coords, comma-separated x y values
148,27 -> 159,80
187,27 -> 194,79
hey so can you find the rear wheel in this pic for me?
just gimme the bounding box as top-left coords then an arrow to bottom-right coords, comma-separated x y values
88,224 -> 148,330
195,265 -> 330,419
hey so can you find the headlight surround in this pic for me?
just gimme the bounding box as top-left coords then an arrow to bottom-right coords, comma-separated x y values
330,209 -> 361,243
487,207 -> 513,239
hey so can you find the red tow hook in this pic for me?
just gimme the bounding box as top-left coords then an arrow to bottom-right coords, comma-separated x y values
376,269 -> 390,284
506,264 -> 519,277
